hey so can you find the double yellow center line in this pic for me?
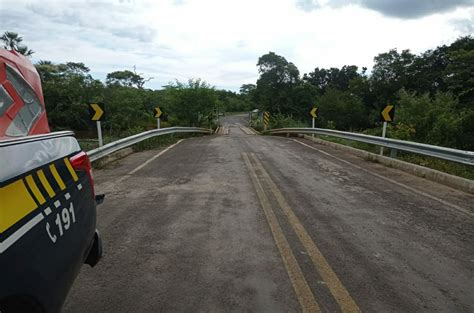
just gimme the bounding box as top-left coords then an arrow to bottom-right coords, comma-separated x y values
243,153 -> 360,313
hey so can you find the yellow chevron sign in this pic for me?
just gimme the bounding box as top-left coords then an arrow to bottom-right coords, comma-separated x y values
381,105 -> 394,122
263,111 -> 270,125
89,103 -> 104,121
310,107 -> 318,118
154,107 -> 162,118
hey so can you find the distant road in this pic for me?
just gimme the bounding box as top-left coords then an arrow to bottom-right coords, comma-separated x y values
64,114 -> 473,312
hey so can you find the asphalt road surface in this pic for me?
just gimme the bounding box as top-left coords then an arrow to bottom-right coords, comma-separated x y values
63,114 -> 474,313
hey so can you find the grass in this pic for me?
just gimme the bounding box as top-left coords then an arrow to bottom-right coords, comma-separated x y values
316,135 -> 474,180
77,136 -> 121,152
396,153 -> 474,180
319,135 -> 378,153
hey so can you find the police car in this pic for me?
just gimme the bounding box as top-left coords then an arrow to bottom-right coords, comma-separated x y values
0,49 -> 102,312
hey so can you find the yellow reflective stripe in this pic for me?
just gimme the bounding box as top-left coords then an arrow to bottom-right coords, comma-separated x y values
49,164 -> 66,190
64,157 -> 78,182
37,169 -> 55,198
0,180 -> 38,233
25,175 -> 46,205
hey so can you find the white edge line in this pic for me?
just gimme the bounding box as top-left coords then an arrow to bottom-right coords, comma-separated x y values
293,139 -> 473,218
0,213 -> 44,254
128,139 -> 184,175
44,207 -> 52,216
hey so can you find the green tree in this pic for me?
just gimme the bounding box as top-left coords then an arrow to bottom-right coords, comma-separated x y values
103,86 -> 151,133
370,49 -> 415,109
316,88 -> 367,131
445,40 -> 474,107
255,52 -> 300,113
215,90 -> 250,112
303,65 -> 361,94
396,90 -> 470,149
240,84 -> 256,96
36,61 -> 105,131
106,68 -> 152,89
163,79 -> 218,126
407,46 -> 449,96
1,31 -> 34,56
289,82 -> 318,120
239,83 -> 257,110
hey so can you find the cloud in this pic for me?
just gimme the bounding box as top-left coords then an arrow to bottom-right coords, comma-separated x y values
172,0 -> 187,5
1,0 -> 471,91
362,0 -> 474,19
452,17 -> 474,34
296,0 -> 474,19
450,8 -> 474,35
25,1 -> 157,42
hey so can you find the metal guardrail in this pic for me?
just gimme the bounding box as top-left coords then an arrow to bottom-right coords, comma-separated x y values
269,128 -> 474,166
87,127 -> 211,162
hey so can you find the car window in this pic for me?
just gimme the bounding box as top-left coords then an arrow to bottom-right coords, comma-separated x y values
0,85 -> 13,116
5,65 -> 43,136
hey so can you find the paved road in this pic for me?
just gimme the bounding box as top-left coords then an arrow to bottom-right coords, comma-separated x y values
63,114 -> 473,313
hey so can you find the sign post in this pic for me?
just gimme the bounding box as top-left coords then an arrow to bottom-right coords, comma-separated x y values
263,111 -> 270,131
154,107 -> 163,129
380,121 -> 387,155
89,103 -> 105,147
310,107 -> 318,137
380,104 -> 395,155
96,121 -> 103,147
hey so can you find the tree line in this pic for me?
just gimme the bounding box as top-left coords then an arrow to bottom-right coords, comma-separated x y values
2,31 -> 472,149
34,63 -> 252,136
1,31 -> 251,137
244,36 -> 473,150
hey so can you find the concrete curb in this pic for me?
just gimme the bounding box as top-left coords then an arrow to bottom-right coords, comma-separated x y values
303,135 -> 474,194
91,147 -> 134,168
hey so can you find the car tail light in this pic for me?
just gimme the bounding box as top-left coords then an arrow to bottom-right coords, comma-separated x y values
70,151 -> 95,197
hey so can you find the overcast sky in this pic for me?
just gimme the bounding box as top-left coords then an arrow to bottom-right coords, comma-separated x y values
1,0 -> 473,91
